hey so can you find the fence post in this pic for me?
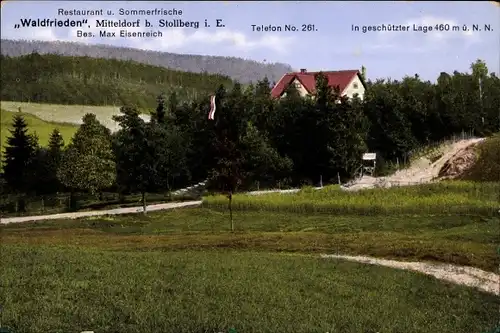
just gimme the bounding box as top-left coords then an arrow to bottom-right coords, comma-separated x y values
337,173 -> 340,185
320,175 -> 323,187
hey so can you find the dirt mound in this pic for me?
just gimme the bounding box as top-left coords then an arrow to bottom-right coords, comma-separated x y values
438,144 -> 479,179
342,138 -> 485,191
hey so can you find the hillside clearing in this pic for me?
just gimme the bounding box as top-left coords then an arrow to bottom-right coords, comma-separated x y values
1,108 -> 78,143
1,101 -> 150,132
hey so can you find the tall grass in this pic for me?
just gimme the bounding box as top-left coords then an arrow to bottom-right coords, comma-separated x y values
203,181 -> 499,215
407,130 -> 477,163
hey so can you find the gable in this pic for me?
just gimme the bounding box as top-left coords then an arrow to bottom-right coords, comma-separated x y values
342,73 -> 366,99
288,77 -> 311,96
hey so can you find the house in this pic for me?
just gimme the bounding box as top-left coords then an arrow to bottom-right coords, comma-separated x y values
270,69 -> 366,100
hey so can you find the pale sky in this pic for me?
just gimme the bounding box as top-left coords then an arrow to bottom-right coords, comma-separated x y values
1,1 -> 499,81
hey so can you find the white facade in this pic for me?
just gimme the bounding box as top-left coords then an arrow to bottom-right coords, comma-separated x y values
342,74 -> 365,100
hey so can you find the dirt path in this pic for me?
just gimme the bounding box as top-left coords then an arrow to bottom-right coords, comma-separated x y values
0,201 -> 202,225
321,254 -> 499,295
0,188 -> 316,225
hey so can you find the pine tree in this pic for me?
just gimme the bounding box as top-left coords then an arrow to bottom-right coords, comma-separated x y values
48,129 -> 64,158
113,106 -> 187,213
40,129 -> 65,194
3,115 -> 37,194
152,94 -> 166,124
167,91 -> 178,118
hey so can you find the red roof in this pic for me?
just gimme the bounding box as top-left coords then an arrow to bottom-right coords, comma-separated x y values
271,70 -> 362,98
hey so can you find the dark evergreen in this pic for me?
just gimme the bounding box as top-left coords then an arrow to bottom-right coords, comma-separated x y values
2,115 -> 38,211
2,115 -> 37,193
152,94 -> 166,124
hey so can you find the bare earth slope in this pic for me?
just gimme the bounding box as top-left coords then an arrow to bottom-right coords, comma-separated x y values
343,138 -> 485,191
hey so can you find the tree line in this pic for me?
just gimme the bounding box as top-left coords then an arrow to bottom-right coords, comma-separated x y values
1,59 -> 498,214
1,52 -> 234,109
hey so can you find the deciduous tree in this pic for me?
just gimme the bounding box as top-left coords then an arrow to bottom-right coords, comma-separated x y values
57,114 -> 115,208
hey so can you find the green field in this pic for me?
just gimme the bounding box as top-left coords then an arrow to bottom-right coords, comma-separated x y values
0,109 -> 79,170
1,109 -> 78,148
1,181 -> 499,332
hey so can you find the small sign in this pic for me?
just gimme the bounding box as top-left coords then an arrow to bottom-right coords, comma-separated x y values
362,153 -> 376,160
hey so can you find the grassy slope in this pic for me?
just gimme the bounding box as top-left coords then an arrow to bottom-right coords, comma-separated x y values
1,246 -> 498,333
1,109 -> 78,147
462,133 -> 500,182
0,109 -> 78,169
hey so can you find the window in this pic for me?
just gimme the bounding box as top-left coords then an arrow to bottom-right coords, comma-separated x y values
353,83 -> 359,89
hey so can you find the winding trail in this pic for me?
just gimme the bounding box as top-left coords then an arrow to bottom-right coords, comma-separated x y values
0,201 -> 202,224
321,254 -> 499,295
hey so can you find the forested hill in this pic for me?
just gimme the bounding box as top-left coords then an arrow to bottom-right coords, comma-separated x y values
0,39 -> 293,84
0,52 -> 235,109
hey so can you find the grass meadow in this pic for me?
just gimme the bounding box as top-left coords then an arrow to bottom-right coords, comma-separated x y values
204,181 -> 500,216
0,109 -> 78,149
1,246 -> 498,333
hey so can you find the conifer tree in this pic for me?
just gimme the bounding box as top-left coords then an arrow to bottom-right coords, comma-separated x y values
3,115 -> 37,193
2,115 -> 38,211
152,94 -> 166,124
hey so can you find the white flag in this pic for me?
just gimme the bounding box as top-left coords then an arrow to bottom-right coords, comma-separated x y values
208,95 -> 216,120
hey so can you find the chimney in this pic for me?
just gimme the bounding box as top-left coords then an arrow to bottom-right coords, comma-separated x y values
300,68 -> 307,73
